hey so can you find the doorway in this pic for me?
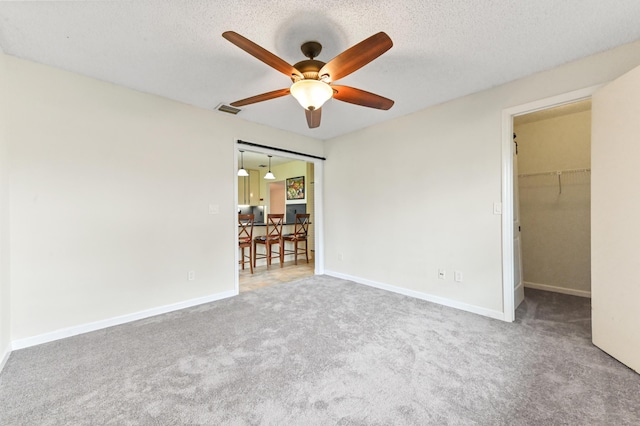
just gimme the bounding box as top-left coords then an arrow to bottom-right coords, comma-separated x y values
501,86 -> 599,321
515,100 -> 592,301
234,143 -> 324,294
505,67 -> 640,372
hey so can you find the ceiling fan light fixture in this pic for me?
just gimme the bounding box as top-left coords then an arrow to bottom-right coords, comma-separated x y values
223,31 -> 394,128
290,79 -> 333,111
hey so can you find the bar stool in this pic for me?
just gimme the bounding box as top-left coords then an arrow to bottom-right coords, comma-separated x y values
283,213 -> 310,265
238,214 -> 254,274
254,213 -> 284,269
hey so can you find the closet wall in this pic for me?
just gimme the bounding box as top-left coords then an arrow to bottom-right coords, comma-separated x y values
515,101 -> 591,297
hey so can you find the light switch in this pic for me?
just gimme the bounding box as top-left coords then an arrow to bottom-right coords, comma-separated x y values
209,204 -> 220,215
493,202 -> 502,215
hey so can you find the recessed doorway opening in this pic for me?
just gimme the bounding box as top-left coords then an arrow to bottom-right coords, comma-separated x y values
234,143 -> 324,294
514,99 -> 592,303
501,85 -> 599,322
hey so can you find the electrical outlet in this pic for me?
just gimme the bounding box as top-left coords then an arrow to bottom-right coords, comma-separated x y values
188,271 -> 195,281
454,271 -> 463,282
438,269 -> 446,280
338,253 -> 344,261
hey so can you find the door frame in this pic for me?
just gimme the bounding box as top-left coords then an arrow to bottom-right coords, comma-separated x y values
233,140 -> 325,294
500,85 -> 600,322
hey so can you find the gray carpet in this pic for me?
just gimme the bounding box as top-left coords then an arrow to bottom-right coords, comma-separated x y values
1,275 -> 639,425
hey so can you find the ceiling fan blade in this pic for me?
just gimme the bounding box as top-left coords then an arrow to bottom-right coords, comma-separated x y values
305,108 -> 321,128
332,85 -> 394,110
230,88 -> 291,107
318,32 -> 392,83
223,31 -> 303,80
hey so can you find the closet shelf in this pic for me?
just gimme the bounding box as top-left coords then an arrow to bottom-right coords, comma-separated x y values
518,168 -> 590,178
518,168 -> 590,194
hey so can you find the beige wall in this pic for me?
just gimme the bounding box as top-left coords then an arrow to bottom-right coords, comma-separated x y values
323,39 -> 640,316
0,53 -> 11,363
6,56 -> 322,342
260,160 -> 308,209
515,109 -> 591,295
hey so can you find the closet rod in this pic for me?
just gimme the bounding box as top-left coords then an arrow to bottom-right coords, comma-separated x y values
518,168 -> 590,178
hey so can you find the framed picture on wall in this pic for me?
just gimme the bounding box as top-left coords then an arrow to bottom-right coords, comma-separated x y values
286,176 -> 305,200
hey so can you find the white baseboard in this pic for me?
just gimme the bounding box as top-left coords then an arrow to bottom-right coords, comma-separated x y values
324,270 -> 505,321
0,344 -> 11,373
11,289 -> 237,350
524,281 -> 591,298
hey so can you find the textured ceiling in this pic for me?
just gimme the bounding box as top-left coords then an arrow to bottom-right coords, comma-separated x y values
1,1 -> 639,140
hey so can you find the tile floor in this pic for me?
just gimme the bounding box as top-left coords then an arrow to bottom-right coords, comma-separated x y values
239,259 -> 315,293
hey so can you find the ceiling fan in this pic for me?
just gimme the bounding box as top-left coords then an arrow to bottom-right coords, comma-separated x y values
222,31 -> 394,129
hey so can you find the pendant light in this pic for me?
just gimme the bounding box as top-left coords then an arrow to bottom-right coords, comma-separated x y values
264,155 -> 275,180
237,150 -> 249,177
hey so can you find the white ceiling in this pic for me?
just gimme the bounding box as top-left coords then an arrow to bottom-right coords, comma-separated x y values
239,150 -> 298,171
1,1 -> 639,140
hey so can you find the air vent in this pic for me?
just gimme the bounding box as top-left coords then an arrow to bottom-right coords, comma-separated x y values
216,103 -> 241,115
